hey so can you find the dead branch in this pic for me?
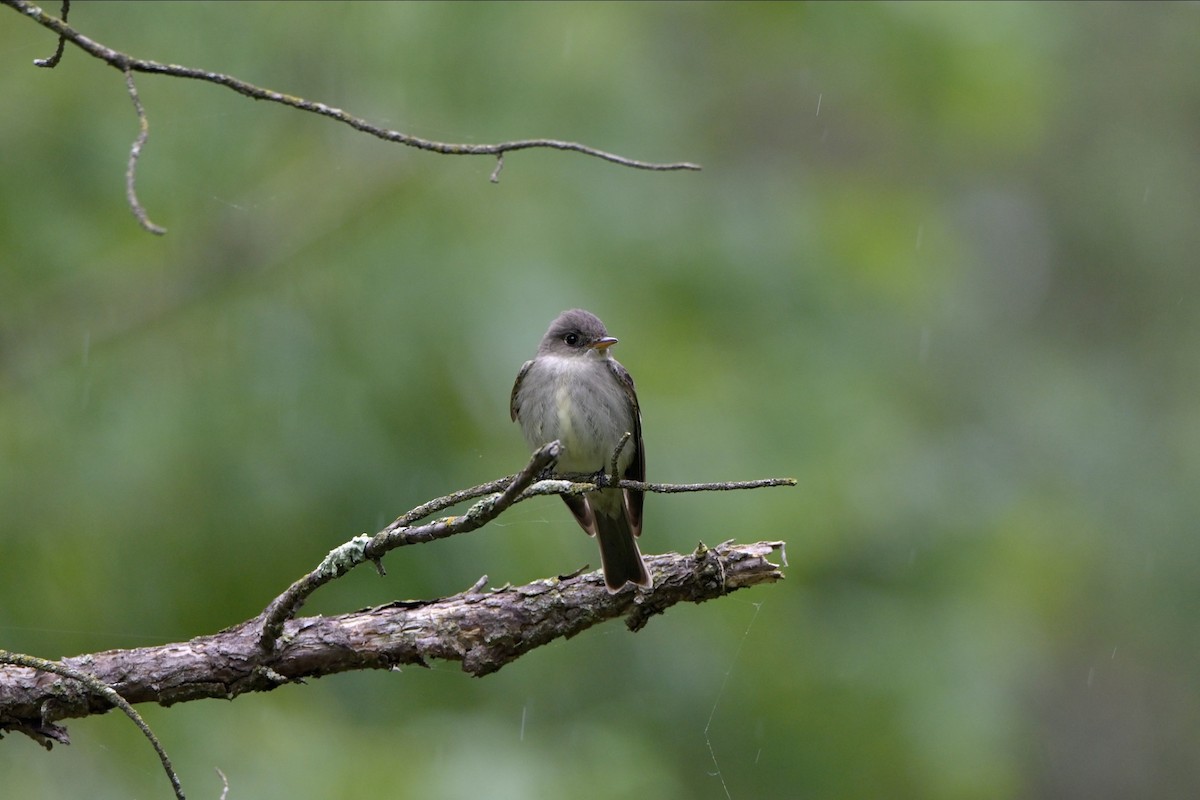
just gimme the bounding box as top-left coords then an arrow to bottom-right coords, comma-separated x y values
0,540 -> 784,733
0,433 -> 791,799
121,66 -> 166,234
256,441 -> 795,653
256,440 -> 564,652
2,0 -> 702,232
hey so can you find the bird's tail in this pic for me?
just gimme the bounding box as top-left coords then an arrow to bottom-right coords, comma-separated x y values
594,511 -> 652,592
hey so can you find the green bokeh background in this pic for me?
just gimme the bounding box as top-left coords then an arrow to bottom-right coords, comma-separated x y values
3,2 -> 1199,797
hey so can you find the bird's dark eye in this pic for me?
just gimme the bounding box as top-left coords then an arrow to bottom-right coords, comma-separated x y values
563,332 -> 581,347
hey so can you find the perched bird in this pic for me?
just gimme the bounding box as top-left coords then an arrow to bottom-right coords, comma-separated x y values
510,309 -> 651,592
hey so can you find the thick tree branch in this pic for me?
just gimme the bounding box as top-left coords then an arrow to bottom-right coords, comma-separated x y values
3,0 -> 701,230
0,540 -> 784,734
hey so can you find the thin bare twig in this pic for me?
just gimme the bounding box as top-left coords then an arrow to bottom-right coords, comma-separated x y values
0,649 -> 184,800
608,431 -> 632,480
399,473 -> 796,527
394,475 -> 515,527
3,0 -> 701,228
5,0 -> 702,170
31,0 -> 66,67
618,477 -> 797,493
122,67 -> 166,235
518,474 -> 797,498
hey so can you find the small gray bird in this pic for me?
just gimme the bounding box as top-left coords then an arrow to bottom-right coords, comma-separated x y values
510,309 -> 651,592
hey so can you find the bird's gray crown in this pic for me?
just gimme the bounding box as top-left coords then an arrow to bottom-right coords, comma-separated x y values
538,309 -> 613,355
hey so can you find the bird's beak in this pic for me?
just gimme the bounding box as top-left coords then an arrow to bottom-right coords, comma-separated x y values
590,336 -> 618,350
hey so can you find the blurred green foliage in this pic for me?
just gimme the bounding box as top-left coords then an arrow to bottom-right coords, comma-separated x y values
2,2 -> 1199,797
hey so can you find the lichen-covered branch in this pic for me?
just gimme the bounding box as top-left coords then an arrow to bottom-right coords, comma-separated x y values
256,440 -> 563,652
255,439 -> 794,654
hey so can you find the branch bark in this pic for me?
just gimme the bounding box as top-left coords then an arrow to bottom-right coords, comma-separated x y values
0,540 -> 784,736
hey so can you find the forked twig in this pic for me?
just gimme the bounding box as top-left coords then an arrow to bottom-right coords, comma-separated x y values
256,440 -> 564,652
255,439 -> 795,653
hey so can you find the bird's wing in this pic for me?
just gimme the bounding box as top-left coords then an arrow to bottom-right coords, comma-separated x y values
608,359 -> 645,537
561,494 -> 599,537
509,359 -> 534,422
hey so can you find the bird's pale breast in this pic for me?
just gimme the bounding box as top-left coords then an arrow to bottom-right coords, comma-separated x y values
516,354 -> 634,475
